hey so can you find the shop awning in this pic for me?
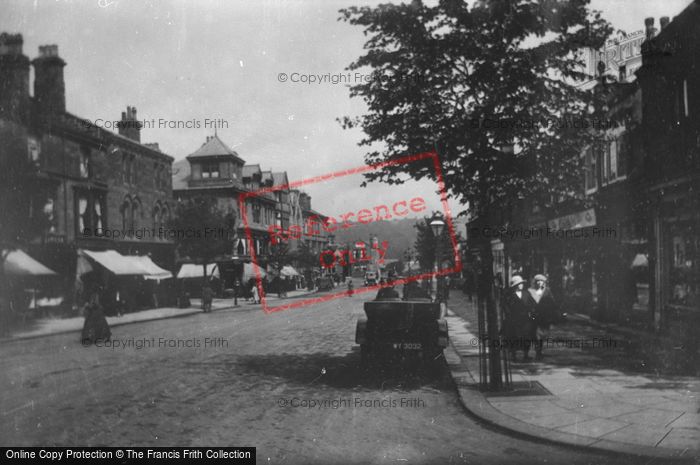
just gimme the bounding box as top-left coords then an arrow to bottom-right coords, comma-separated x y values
280,265 -> 300,277
2,249 -> 57,276
132,256 -> 173,280
177,263 -> 220,279
80,249 -> 173,279
242,262 -> 266,281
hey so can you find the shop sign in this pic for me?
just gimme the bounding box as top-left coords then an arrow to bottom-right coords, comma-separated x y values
548,209 -> 596,230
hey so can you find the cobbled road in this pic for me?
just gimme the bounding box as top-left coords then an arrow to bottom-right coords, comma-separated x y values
0,283 -> 687,464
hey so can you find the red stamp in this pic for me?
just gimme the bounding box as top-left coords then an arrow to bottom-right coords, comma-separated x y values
239,151 -> 461,313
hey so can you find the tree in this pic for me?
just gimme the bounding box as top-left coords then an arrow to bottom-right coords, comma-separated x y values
413,215 -> 457,273
339,0 -> 611,388
169,196 -> 237,279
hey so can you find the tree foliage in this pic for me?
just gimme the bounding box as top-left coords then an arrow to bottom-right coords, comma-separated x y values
339,0 -> 612,215
413,214 -> 460,272
169,196 -> 236,274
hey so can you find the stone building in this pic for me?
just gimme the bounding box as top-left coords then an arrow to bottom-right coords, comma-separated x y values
0,33 -> 174,311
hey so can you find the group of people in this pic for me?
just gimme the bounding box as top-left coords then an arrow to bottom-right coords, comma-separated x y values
501,274 -> 561,361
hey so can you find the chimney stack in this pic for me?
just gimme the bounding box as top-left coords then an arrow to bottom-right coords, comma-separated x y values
118,105 -> 142,142
644,17 -> 657,40
659,17 -> 670,30
0,33 -> 30,122
32,44 -> 66,114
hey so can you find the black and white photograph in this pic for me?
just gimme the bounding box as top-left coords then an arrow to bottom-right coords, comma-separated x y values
0,0 -> 698,463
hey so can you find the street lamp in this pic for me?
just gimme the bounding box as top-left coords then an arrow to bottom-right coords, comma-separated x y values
430,215 -> 445,303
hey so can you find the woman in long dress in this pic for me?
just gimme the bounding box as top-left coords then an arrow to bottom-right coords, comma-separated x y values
81,292 -> 111,345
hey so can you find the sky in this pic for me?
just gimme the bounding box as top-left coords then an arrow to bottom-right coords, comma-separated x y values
0,0 -> 693,222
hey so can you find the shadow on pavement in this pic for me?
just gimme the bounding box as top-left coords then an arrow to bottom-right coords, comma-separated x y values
198,350 -> 454,392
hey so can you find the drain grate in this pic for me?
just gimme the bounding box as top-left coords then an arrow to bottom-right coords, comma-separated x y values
484,381 -> 552,397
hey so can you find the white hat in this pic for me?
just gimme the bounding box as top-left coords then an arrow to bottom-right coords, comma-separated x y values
509,275 -> 525,287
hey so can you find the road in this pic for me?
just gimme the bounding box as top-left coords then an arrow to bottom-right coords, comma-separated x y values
0,284 -> 687,464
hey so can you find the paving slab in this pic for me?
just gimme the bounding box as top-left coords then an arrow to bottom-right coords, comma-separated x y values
443,292 -> 700,460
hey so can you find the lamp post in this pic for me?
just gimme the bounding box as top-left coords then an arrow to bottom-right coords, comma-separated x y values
430,215 -> 445,304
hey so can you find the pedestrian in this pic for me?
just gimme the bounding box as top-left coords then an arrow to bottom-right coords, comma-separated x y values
251,282 -> 260,304
528,274 -> 559,360
201,281 -> 214,313
81,292 -> 111,346
501,275 -> 536,361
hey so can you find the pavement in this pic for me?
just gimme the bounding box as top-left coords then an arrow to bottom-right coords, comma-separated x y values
0,288 -> 314,342
444,291 -> 700,460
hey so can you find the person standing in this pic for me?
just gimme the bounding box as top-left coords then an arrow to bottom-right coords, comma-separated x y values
201,281 -> 214,313
501,275 -> 536,361
528,274 -> 559,360
251,282 -> 260,304
81,292 -> 111,345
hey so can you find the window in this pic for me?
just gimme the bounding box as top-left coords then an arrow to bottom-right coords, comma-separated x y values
121,198 -> 131,230
131,198 -> 141,229
609,139 -> 617,180
154,164 -> 160,190
75,189 -> 106,234
201,162 -> 219,179
43,198 -> 56,233
79,147 -> 91,178
123,154 -> 136,184
253,204 -> 261,224
584,146 -> 598,193
600,136 -> 626,186
28,137 -> 40,165
153,203 -> 161,231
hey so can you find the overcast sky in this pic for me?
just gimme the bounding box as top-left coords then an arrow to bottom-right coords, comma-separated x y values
1,0 -> 692,221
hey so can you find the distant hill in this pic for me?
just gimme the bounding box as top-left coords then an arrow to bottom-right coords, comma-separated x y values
332,218 -> 422,259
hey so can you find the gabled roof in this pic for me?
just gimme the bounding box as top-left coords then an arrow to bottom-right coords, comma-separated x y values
272,172 -> 289,187
186,135 -> 245,163
242,164 -> 261,178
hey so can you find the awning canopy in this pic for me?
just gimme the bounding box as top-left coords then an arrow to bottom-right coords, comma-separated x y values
176,263 -> 220,279
80,249 -> 173,279
134,256 -> 173,280
242,262 -> 266,282
2,249 -> 57,276
280,265 -> 300,277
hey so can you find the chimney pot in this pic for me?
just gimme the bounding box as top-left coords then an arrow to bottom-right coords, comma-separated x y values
660,17 -> 669,29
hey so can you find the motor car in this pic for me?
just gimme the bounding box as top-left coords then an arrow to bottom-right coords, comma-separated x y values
364,271 -> 378,286
355,298 -> 448,367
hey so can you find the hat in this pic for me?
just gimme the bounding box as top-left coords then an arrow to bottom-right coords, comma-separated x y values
533,274 -> 547,282
509,275 -> 525,287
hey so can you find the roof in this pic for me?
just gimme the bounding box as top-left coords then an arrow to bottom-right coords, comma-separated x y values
186,135 -> 245,163
2,249 -> 57,276
272,172 -> 289,187
242,164 -> 262,178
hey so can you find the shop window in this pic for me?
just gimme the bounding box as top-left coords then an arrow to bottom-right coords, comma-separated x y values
669,226 -> 698,308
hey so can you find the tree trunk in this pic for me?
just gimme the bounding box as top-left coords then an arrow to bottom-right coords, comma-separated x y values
481,242 -> 503,390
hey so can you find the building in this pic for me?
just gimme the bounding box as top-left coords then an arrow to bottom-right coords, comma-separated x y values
172,135 -> 330,287
637,4 -> 700,333
0,34 -> 174,311
466,5 -> 699,335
